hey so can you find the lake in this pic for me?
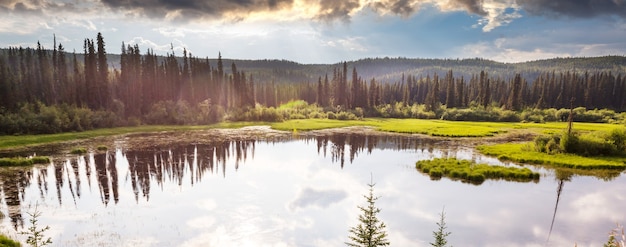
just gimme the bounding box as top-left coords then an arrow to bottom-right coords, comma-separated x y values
0,130 -> 624,246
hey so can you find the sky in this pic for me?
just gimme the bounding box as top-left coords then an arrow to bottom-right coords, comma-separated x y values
1,0 -> 625,64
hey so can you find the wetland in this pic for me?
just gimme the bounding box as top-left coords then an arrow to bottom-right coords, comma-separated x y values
0,126 -> 624,246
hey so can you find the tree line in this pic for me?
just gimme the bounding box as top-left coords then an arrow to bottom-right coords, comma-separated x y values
0,33 -> 625,134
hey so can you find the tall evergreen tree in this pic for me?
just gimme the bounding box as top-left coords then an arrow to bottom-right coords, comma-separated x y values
445,70 -> 455,107
96,32 -> 109,109
507,73 -> 523,111
346,180 -> 390,247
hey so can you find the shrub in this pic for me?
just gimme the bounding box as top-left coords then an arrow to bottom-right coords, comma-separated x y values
534,134 -> 561,154
336,111 -> 358,120
557,128 -> 626,156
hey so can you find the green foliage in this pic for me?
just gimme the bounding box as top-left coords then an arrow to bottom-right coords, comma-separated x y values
478,143 -> 626,170
431,209 -> 452,247
376,119 -> 506,137
415,158 -> 539,184
604,223 -> 625,247
346,181 -> 390,247
0,234 -> 21,247
0,102 -> 121,135
0,157 -> 49,167
440,106 -> 519,122
536,128 -> 626,156
534,134 -> 562,154
373,103 -> 436,119
29,157 -> 50,164
70,147 -> 87,155
19,205 -> 52,247
96,145 -> 108,151
144,100 -> 225,125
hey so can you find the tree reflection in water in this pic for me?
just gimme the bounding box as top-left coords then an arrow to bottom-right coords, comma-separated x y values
0,132 -> 598,234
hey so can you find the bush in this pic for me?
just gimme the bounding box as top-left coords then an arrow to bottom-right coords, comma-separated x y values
534,134 -> 561,154
557,128 -> 626,156
336,111 -> 358,120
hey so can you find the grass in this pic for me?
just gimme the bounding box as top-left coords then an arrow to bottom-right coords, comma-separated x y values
415,158 -> 540,185
274,118 -> 619,137
0,122 -> 269,150
70,147 -> 87,155
0,234 -> 21,247
375,119 -> 508,137
271,119 -> 370,131
477,143 -> 626,170
0,118 -> 622,150
0,156 -> 50,167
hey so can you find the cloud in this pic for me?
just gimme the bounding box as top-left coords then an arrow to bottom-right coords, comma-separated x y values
288,187 -> 347,211
100,0 -> 295,21
127,36 -> 189,54
517,0 -> 626,18
459,39 -> 572,63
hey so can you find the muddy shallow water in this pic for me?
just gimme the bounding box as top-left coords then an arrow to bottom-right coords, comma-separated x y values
0,128 -> 624,246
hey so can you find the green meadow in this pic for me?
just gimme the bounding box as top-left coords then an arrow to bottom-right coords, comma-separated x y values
477,143 -> 626,170
275,118 -> 617,137
1,118 -> 621,150
415,158 -> 540,184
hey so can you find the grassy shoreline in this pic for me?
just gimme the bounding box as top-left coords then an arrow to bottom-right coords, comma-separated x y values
1,118 -> 622,150
477,143 -> 626,170
0,122 -> 269,150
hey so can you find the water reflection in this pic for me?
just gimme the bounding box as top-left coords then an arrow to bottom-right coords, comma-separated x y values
0,134 -> 449,227
0,132 -> 623,246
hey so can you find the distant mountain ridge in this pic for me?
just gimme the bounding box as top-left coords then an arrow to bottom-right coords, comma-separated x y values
205,55 -> 626,84
2,47 -> 624,84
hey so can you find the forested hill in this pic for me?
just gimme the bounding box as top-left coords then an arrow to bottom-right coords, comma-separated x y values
155,55 -> 626,83
3,47 -> 624,84
121,55 -> 626,84
1,36 -> 626,135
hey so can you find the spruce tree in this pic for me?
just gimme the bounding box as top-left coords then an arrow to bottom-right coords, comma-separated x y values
431,208 -> 451,247
346,180 -> 390,247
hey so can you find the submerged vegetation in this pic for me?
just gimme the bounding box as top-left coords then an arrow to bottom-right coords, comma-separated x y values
415,158 -> 540,184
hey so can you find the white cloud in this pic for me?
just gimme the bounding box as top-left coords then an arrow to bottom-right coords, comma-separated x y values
458,38 -> 572,63
127,37 -> 189,54
477,1 -> 522,32
288,187 -> 347,211
154,27 -> 186,38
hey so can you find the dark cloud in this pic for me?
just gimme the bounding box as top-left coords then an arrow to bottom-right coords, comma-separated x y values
315,0 -> 360,22
517,0 -> 626,18
369,0 -> 417,17
454,0 -> 487,16
100,0 -> 294,20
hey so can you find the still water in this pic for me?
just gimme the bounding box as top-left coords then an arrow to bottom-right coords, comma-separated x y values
0,132 -> 625,246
